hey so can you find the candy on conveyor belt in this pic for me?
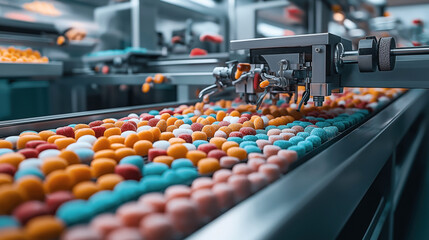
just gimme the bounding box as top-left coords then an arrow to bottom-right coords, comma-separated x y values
0,88 -> 404,239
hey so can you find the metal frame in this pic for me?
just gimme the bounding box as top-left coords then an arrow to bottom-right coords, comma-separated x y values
187,89 -> 429,240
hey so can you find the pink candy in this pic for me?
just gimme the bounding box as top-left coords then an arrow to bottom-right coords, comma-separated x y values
207,149 -> 227,160
219,156 -> 239,168
232,163 -> 253,175
197,143 -> 218,154
117,202 -> 154,227
138,193 -> 166,213
247,158 -> 265,171
165,185 -> 192,201
248,172 -> 269,193
228,175 -> 251,202
277,150 -> 298,164
239,127 -> 256,136
268,135 -> 283,144
267,129 -> 281,136
191,177 -> 214,191
212,169 -> 233,183
229,131 -> 243,138
267,155 -> 289,173
263,145 -> 281,158
259,163 -> 281,183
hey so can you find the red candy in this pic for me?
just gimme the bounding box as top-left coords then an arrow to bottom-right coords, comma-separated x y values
18,148 -> 39,158
218,121 -> 230,127
89,120 -> 103,128
148,149 -> 167,162
92,126 -> 107,138
191,123 -> 204,132
197,144 -> 218,154
229,132 -> 243,138
237,117 -> 248,124
56,126 -> 75,138
115,165 -> 142,181
121,122 -> 137,132
13,201 -> 50,224
25,140 -> 46,149
128,121 -> 138,128
159,109 -> 174,115
45,191 -> 74,214
207,149 -> 227,160
239,127 -> 256,136
141,115 -> 154,121
178,134 -> 192,143
36,143 -> 58,152
0,163 -> 16,176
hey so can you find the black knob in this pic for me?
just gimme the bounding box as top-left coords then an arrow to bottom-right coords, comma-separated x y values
378,37 -> 396,71
358,36 -> 378,72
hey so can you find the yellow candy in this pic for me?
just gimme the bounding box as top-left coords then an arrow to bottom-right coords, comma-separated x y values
73,181 -> 99,200
186,150 -> 207,166
16,176 -> 45,201
97,173 -> 123,191
153,156 -> 174,167
133,140 -> 152,156
41,157 -> 68,176
167,144 -> 188,159
25,216 -> 64,240
198,158 -> 221,174
91,158 -> 116,178
104,127 -> 121,138
66,164 -> 92,186
227,147 -> 247,160
44,170 -> 72,194
0,185 -> 23,214
210,137 -> 227,149
93,137 -> 111,152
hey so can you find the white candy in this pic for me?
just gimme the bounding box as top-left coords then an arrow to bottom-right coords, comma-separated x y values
66,142 -> 93,151
179,124 -> 192,130
128,118 -> 140,124
38,149 -> 61,160
194,110 -> 201,116
223,116 -> 232,123
172,129 -> 193,137
229,117 -> 240,124
19,158 -> 42,169
4,136 -> 19,149
121,131 -> 136,138
183,143 -> 196,151
77,135 -> 97,145
338,100 -> 346,106
137,126 -> 152,132
128,113 -> 139,118
153,140 -> 170,150
261,116 -> 269,126
154,115 -> 162,119
214,130 -> 227,138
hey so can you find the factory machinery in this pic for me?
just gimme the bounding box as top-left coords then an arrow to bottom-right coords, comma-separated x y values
2,1 -> 429,239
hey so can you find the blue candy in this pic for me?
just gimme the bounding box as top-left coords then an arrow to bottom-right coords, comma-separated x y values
0,216 -> 19,229
0,148 -> 13,156
315,122 -> 331,128
304,126 -> 316,133
227,137 -> 243,144
149,110 -> 160,115
114,180 -> 142,202
239,141 -> 258,148
74,148 -> 94,165
193,140 -> 209,148
243,145 -> 262,154
298,141 -> 313,152
183,118 -> 193,125
255,134 -> 269,140
56,200 -> 94,226
243,135 -> 258,142
287,145 -> 305,158
289,136 -> 305,145
255,130 -> 267,134
140,175 -> 168,192
265,126 -> 277,131
14,168 -> 44,180
310,128 -> 328,142
88,191 -> 121,214
273,140 -> 293,149
18,158 -> 42,169
162,169 -> 182,185
296,132 -> 310,139
143,162 -> 168,176
175,168 -> 199,185
333,122 -> 345,131
278,125 -> 288,130
171,158 -> 194,169
119,155 -> 144,171
306,135 -> 322,148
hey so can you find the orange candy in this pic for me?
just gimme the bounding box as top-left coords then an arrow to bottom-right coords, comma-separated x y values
17,135 -> 42,149
169,138 -> 186,145
242,121 -> 255,129
202,125 -> 215,138
115,148 -> 136,161
137,121 -> 148,128
124,133 -> 140,148
160,113 -> 170,121
186,150 -> 207,166
16,176 -> 45,201
103,119 -> 116,124
0,173 -> 12,186
166,144 -> 188,159
111,143 -> 126,150
91,158 -> 116,178
221,141 -> 239,152
138,130 -> 154,142
0,153 -> 25,168
174,120 -> 184,128
227,147 -> 247,160
0,185 -> 23,214
150,127 -> 161,141
167,117 -> 178,126
153,156 -> 174,167
97,173 -> 124,191
73,181 -> 99,200
159,132 -> 175,141
57,150 -> 79,166
74,124 -> 90,131
47,135 -> 66,144
0,228 -> 27,240
66,164 -> 92,186
44,170 -> 72,194
133,140 -> 153,156
228,123 -> 242,132
219,126 -> 232,136
101,123 -> 116,129
229,110 -> 240,117
216,111 -> 226,121
156,120 -> 167,132
93,137 -> 111,152
94,149 -> 117,161
115,121 -> 125,128
25,216 -> 65,240
0,140 -> 13,149
104,127 -> 121,138
38,130 -> 56,141
192,131 -> 207,141
210,137 -> 227,149
166,125 -> 178,132
75,128 -> 95,140
108,136 -> 125,144
41,157 -> 68,176
254,117 -> 264,129
206,116 -> 216,124
54,137 -> 76,150
198,158 -> 221,174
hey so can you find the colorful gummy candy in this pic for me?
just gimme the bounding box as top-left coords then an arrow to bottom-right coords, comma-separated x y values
0,87 -> 404,239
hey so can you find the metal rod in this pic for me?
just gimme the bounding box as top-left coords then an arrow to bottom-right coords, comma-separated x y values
342,50 -> 358,64
391,46 -> 429,56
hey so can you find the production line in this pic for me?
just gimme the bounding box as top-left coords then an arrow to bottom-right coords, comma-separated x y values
1,0 -> 429,240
